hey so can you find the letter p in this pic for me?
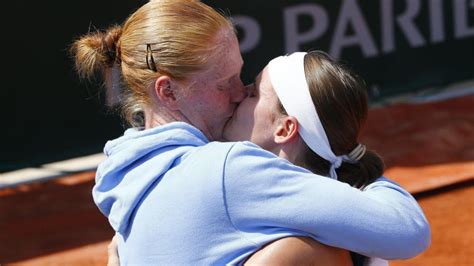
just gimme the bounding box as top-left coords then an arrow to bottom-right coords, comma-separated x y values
284,4 -> 329,53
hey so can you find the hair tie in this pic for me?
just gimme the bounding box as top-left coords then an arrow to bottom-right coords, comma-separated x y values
347,144 -> 366,162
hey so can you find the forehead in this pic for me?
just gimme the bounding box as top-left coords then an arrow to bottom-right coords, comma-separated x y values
191,30 -> 242,84
181,30 -> 242,91
211,33 -> 243,80
258,66 -> 278,101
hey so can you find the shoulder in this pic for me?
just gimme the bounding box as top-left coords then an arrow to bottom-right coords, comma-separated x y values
221,141 -> 314,189
180,141 -> 276,172
222,141 -> 302,172
192,141 -> 261,158
201,141 -> 280,163
225,141 -> 276,158
363,176 -> 409,194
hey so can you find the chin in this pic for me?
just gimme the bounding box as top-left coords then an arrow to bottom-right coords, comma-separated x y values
222,120 -> 234,140
221,129 -> 237,142
221,131 -> 232,142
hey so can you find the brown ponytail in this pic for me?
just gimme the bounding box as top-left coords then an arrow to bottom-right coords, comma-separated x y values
71,25 -> 122,80
288,51 -> 385,189
337,150 -> 385,189
71,25 -> 141,124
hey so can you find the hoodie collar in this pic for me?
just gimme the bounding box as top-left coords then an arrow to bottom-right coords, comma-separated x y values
93,122 -> 209,233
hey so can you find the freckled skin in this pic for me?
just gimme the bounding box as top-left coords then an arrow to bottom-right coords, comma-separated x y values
175,29 -> 246,141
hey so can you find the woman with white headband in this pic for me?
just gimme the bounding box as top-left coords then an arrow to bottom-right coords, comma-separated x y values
223,51 -> 396,265
225,51 -> 382,187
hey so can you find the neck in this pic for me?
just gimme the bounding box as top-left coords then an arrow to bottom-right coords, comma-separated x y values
144,106 -> 188,129
275,137 -> 305,164
143,106 -> 217,141
277,148 -> 298,163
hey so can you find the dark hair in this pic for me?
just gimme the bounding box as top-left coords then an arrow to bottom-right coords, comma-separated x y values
279,51 -> 385,189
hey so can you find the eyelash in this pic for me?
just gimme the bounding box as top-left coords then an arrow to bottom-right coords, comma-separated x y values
248,84 -> 256,98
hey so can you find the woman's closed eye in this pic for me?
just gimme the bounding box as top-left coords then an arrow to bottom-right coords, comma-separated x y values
247,83 -> 257,98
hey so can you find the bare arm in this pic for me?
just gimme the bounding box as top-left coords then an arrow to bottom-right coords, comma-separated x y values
245,237 -> 353,266
107,236 -> 353,266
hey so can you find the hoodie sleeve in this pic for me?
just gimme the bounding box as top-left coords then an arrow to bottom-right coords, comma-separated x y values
222,142 -> 430,259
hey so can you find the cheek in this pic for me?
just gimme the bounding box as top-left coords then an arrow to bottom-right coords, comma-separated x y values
254,102 -> 275,127
193,91 -> 225,114
230,100 -> 255,134
204,89 -> 230,111
249,105 -> 279,147
230,101 -> 249,128
191,79 -> 227,109
239,99 -> 258,120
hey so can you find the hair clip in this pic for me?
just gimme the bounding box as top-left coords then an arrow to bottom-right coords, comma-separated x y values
146,44 -> 157,72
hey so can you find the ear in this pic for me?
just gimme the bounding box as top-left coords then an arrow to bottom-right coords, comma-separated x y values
274,116 -> 299,144
154,75 -> 179,110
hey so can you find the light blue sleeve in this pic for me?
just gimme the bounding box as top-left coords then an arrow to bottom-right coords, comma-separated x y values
222,142 -> 431,259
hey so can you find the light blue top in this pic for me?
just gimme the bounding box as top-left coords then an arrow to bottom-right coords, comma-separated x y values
93,122 -> 430,265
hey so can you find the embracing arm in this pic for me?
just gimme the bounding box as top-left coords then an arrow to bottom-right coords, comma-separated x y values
245,236 -> 353,266
223,142 -> 430,259
106,235 -> 352,266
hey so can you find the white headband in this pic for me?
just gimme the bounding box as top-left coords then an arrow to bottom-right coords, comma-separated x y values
268,52 -> 348,179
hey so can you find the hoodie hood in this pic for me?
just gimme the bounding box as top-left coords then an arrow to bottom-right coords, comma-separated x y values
93,122 -> 209,234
